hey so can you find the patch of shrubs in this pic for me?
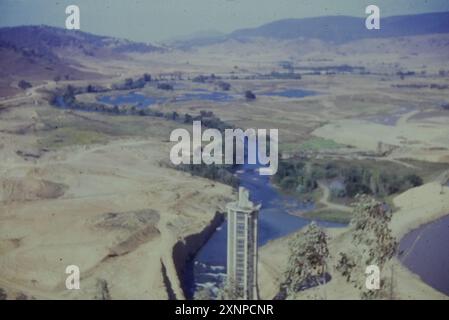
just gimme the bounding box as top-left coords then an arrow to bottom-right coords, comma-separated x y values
157,83 -> 174,90
192,74 -> 221,83
245,90 -> 256,100
18,80 -> 32,90
217,81 -> 231,91
178,163 -> 239,188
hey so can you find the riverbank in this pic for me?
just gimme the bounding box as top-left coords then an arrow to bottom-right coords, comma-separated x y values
172,211 -> 226,299
258,181 -> 449,299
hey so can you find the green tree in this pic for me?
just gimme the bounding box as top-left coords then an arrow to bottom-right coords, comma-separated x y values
404,174 -> 423,188
18,80 -> 32,90
281,222 -> 329,297
336,195 -> 397,299
245,90 -> 256,100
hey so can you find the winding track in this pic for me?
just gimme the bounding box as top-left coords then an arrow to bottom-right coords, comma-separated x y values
316,180 -> 352,213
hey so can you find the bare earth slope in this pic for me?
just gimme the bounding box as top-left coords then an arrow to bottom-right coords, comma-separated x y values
0,100 -> 232,299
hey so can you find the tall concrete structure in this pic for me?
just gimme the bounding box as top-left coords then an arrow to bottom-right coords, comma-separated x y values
226,187 -> 261,300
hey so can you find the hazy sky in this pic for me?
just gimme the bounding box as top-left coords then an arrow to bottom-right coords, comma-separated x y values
1,0 -> 448,43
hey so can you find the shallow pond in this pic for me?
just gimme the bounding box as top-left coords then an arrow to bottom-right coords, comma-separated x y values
97,89 -> 234,107
174,90 -> 234,103
97,92 -> 159,108
263,89 -> 316,98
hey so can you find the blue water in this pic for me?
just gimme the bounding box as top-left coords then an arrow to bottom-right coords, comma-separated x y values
174,91 -> 234,103
60,88 -> 314,114
55,89 -> 233,113
97,90 -> 234,107
185,162 -> 345,299
54,96 -> 68,108
263,89 -> 316,98
98,92 -> 159,108
399,214 -> 449,296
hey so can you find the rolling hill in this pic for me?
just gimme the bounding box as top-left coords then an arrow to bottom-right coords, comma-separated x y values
174,11 -> 449,48
0,25 -> 162,97
231,11 -> 449,43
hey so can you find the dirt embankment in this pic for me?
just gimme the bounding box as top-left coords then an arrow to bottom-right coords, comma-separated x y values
92,210 -> 161,258
172,211 -> 225,299
0,129 -> 234,299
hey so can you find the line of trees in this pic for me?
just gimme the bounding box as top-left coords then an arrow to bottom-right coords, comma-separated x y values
111,74 -> 152,91
178,163 -> 238,187
273,159 -> 423,199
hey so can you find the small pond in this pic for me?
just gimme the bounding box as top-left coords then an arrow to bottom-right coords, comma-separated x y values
263,89 -> 316,98
97,92 -> 159,108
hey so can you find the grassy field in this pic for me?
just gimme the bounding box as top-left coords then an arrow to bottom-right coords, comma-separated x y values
303,209 -> 353,224
36,106 -> 187,150
299,137 -> 344,151
38,126 -> 109,149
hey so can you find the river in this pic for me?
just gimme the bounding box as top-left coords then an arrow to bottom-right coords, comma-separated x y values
183,161 -> 344,299
54,88 -> 344,299
53,89 -> 449,299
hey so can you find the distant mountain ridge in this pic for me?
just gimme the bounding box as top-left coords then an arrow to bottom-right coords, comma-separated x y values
165,30 -> 227,49
175,11 -> 449,48
231,11 -> 449,43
